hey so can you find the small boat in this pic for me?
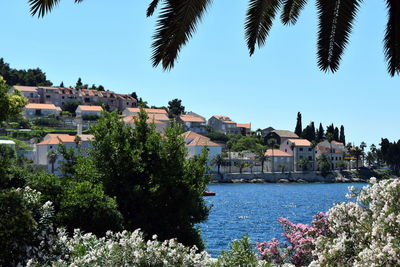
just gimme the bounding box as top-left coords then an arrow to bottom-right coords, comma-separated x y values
203,191 -> 216,196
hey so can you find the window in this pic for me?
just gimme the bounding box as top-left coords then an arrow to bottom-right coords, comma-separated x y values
127,102 -> 129,105
335,157 -> 338,160
285,149 -> 287,152
299,148 -> 303,151
308,156 -> 312,160
62,96 -> 65,99
50,146 -> 53,149
308,148 -> 312,151
287,141 -> 289,145
299,155 -> 303,159
30,93 -> 34,98
46,95 -> 50,98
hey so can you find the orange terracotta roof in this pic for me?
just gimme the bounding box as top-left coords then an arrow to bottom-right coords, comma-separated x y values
25,103 -> 60,110
288,138 -> 311,146
126,108 -> 168,114
13,86 -> 38,92
213,115 -> 236,124
331,141 -> 344,146
265,149 -> 292,157
77,105 -> 103,112
179,114 -> 205,123
237,123 -> 251,129
182,131 -> 221,147
317,145 -> 344,154
123,115 -> 165,125
38,134 -> 94,145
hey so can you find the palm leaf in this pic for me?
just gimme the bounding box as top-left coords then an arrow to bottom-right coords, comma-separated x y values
384,0 -> 400,76
245,0 -> 282,56
151,0 -> 211,70
316,0 -> 362,73
29,0 -> 84,17
281,0 -> 307,25
147,0 -> 161,17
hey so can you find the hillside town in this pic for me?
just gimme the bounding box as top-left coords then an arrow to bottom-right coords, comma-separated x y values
3,85 -> 363,176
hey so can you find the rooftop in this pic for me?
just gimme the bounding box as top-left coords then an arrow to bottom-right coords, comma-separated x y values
77,105 -> 103,112
182,131 -> 221,147
271,130 -> 299,138
179,114 -> 206,123
265,149 -> 292,157
288,138 -> 311,146
126,108 -> 168,114
25,103 -> 60,110
237,123 -> 251,129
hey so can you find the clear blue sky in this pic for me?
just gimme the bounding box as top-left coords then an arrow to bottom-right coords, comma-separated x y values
1,1 -> 399,147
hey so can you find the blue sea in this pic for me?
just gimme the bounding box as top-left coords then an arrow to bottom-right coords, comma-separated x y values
200,183 -> 366,256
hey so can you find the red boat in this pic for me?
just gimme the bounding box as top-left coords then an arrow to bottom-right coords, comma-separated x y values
203,191 -> 216,196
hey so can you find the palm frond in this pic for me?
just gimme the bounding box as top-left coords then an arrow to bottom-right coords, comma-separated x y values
281,0 -> 307,25
151,0 -> 211,70
384,0 -> 400,76
147,0 -> 161,17
245,0 -> 282,56
316,0 -> 361,73
29,0 -> 84,17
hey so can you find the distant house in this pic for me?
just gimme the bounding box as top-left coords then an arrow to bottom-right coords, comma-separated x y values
181,131 -> 222,161
265,149 -> 293,172
316,140 -> 346,170
35,134 -> 93,175
177,113 -> 207,133
75,105 -> 103,118
24,103 -> 61,118
280,138 -> 315,171
122,107 -> 168,117
264,130 -> 299,145
261,127 -> 275,136
237,123 -> 251,136
122,114 -> 169,133
12,86 -> 40,103
208,115 -> 240,135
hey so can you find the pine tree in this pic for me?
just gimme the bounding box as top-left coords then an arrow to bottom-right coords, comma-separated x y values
76,78 -> 83,89
295,112 -> 302,137
339,125 -> 346,145
60,81 -> 64,87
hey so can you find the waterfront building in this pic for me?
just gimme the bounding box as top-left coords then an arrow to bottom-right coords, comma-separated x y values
182,131 -> 222,161
177,112 -> 207,133
264,130 -> 299,145
24,103 -> 61,118
208,115 -> 240,135
280,138 -> 315,171
265,149 -> 293,172
316,140 -> 346,170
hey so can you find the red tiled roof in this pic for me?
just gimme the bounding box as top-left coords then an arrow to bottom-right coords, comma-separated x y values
126,108 -> 168,114
38,134 -> 94,145
122,115 -> 165,125
13,86 -> 38,92
265,149 -> 292,157
179,114 -> 205,123
25,103 -> 60,110
77,105 -> 103,112
182,131 -> 221,147
288,138 -> 311,146
237,123 -> 251,129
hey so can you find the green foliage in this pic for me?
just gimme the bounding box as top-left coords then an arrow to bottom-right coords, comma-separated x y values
0,76 -> 28,122
32,117 -> 61,127
294,112 -> 302,137
86,109 -> 210,249
0,58 -> 52,86
229,135 -> 265,152
168,98 -> 185,117
61,101 -> 80,115
235,161 -> 250,174
213,235 -> 264,267
0,189 -> 38,266
204,131 -> 229,143
317,154 -> 331,177
297,157 -> 310,171
82,114 -> 100,121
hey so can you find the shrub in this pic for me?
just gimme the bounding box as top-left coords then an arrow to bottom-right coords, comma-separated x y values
82,114 -> 100,121
32,117 -> 61,127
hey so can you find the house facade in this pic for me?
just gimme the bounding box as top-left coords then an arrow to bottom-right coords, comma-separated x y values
12,86 -> 40,103
264,130 -> 299,145
75,105 -> 103,118
316,140 -> 346,170
123,115 -> 169,133
280,138 -> 315,171
208,115 -> 240,135
24,103 -> 61,118
237,123 -> 251,136
35,134 -> 93,175
265,149 -> 293,173
181,131 -> 222,161
177,113 -> 207,133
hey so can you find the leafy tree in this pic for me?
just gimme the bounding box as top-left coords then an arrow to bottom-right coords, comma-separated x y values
235,161 -> 249,174
278,163 -> 287,174
0,58 -> 52,86
294,112 -> 302,137
59,81 -> 64,87
215,235 -> 259,267
317,154 -> 331,177
29,1 -> 400,75
203,131 -> 229,143
0,76 -> 28,123
301,121 -> 316,142
297,157 -> 310,171
86,110 -> 210,249
255,149 -> 268,173
97,85 -> 105,91
75,77 -> 83,89
61,101 -> 80,115
231,136 -> 264,152
339,125 -> 346,145
167,98 -> 185,117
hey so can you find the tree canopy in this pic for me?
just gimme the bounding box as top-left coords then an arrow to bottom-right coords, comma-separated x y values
0,76 -> 28,122
0,58 -> 52,86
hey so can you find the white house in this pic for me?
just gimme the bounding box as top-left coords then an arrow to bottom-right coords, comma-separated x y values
24,103 -> 61,118
182,131 -> 222,161
280,138 -> 315,171
122,107 -> 168,117
316,140 -> 346,170
75,105 -> 103,117
35,134 -> 93,175
178,113 -> 207,133
265,149 -> 293,172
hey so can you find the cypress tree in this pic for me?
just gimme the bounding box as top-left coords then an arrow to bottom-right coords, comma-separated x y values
317,123 -> 324,141
339,125 -> 345,145
333,127 -> 339,141
60,81 -> 64,87
310,122 -> 316,141
295,112 -> 302,137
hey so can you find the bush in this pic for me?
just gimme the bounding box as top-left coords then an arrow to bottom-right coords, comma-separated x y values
32,117 -> 61,127
82,114 -> 100,121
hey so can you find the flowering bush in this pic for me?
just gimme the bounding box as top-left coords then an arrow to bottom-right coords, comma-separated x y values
310,178 -> 400,266
28,229 -> 212,267
257,213 -> 329,266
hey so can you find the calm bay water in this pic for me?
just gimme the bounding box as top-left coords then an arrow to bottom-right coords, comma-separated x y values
200,183 -> 365,256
